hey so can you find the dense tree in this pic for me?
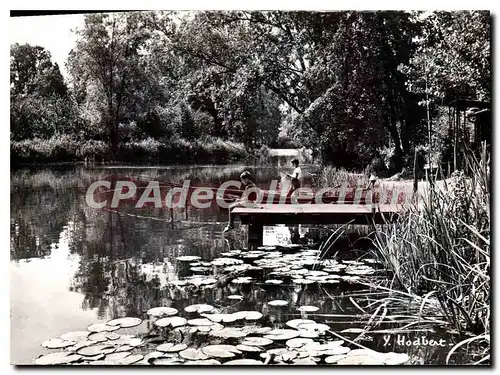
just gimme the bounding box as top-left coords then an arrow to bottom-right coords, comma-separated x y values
67,13 -> 150,156
10,43 -> 78,140
10,11 -> 491,169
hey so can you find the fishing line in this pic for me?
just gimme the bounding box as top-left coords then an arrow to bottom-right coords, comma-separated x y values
101,207 -> 220,231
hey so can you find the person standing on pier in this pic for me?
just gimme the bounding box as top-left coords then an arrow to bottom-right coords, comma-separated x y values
285,158 -> 302,197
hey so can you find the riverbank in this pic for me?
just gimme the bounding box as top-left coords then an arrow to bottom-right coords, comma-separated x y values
10,136 -> 249,167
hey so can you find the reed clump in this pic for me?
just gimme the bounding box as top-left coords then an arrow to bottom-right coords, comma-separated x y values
313,166 -> 367,188
371,150 -> 490,364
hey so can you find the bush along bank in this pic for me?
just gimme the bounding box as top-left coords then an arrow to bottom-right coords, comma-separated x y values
11,136 -> 250,167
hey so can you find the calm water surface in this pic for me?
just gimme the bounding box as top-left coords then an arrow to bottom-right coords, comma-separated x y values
10,164 -> 463,365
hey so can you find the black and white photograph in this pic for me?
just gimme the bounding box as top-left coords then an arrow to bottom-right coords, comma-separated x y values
9,9 -> 491,366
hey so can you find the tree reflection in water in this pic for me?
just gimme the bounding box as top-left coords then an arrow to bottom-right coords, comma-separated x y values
11,165 -> 464,365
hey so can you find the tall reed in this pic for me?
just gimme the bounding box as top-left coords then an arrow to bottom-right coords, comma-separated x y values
313,166 -> 367,188
371,149 -> 490,364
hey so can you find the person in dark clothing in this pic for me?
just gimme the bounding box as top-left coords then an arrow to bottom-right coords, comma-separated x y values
223,171 -> 260,233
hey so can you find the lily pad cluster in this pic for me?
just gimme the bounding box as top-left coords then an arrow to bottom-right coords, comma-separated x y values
35,303 -> 411,366
34,245 -> 406,366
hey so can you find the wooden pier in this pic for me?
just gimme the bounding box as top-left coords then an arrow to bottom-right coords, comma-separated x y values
232,203 -> 402,249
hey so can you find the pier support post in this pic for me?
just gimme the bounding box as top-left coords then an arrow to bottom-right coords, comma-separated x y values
248,222 -> 263,250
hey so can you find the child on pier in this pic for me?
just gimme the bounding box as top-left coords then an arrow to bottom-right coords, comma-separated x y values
284,158 -> 302,197
223,171 -> 260,233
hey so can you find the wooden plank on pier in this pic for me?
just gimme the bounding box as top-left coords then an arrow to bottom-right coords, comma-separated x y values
233,203 -> 401,225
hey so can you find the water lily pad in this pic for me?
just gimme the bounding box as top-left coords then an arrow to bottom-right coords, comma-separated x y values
77,344 -> 115,357
184,304 -> 215,314
221,313 -> 239,323
286,319 -> 316,329
176,255 -> 201,262
362,258 -> 380,264
264,329 -> 300,341
184,359 -> 222,365
118,354 -> 144,365
224,264 -> 252,272
170,279 -> 189,286
292,358 -> 317,365
92,331 -> 120,342
228,310 -> 263,321
249,327 -> 273,335
188,276 -> 217,286
264,279 -> 283,285
337,355 -> 385,365
156,343 -> 188,353
66,340 -> 96,352
190,266 -> 211,272
268,300 -> 288,307
297,306 -> 319,313
143,351 -> 166,363
322,346 -> 351,355
383,352 -> 410,365
307,270 -> 329,277
341,328 -> 365,333
201,313 -> 226,323
318,279 -> 340,285
299,330 -> 320,339
293,278 -> 315,285
242,337 -> 273,347
107,317 -> 142,328
86,332 -> 107,343
87,323 -> 120,333
345,267 -> 375,276
154,316 -> 187,328
81,353 -> 106,361
106,332 -> 120,340
280,350 -> 299,362
105,352 -> 132,361
211,258 -> 243,266
340,275 -> 361,283
112,336 -> 144,347
114,345 -> 134,352
209,327 -> 248,339
232,277 -> 253,284
60,331 -> 90,342
297,323 -> 329,333
190,323 -> 224,335
227,295 -> 244,300
347,349 -> 379,357
286,338 -> 315,349
342,260 -> 365,265
236,344 -> 263,352
224,359 -> 264,365
324,354 -> 348,364
188,318 -> 216,326
147,307 -> 178,317
315,341 -> 345,350
41,338 -> 76,349
152,357 -> 184,365
201,344 -> 241,358
179,348 -> 209,361
34,352 -> 82,365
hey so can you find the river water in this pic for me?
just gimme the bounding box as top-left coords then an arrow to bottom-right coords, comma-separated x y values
10,164 -> 465,365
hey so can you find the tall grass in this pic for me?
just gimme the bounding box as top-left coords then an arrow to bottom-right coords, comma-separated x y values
371,149 -> 490,364
313,166 -> 367,188
11,135 -> 249,166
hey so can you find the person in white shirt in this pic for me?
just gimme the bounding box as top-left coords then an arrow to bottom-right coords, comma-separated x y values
367,173 -> 377,189
285,158 -> 302,197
